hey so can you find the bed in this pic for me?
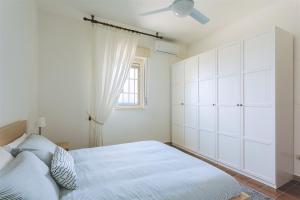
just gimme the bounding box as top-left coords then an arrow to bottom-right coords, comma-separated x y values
0,121 -> 250,200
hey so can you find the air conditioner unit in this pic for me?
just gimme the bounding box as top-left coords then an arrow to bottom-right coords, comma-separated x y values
154,41 -> 179,56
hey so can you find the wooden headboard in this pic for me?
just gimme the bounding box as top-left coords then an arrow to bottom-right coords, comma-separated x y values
0,121 -> 27,146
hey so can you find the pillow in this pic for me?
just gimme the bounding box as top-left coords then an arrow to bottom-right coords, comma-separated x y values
3,133 -> 28,152
12,134 -> 57,167
0,151 -> 59,200
0,147 -> 13,170
51,146 -> 78,190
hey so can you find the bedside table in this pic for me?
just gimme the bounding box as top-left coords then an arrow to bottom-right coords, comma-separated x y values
56,142 -> 70,151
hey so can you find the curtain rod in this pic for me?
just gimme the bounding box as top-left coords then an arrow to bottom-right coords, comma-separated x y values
83,15 -> 163,39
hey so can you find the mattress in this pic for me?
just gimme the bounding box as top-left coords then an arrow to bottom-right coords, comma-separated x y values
60,141 -> 241,200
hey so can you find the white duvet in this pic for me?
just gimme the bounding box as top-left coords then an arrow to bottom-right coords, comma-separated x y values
60,141 -> 241,200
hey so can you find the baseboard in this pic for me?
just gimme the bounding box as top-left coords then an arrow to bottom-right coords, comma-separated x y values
294,175 -> 300,182
164,142 -> 172,145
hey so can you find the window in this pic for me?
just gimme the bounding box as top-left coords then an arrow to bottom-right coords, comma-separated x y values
116,58 -> 145,109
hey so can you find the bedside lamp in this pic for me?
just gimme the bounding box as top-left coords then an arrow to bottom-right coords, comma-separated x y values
36,117 -> 46,135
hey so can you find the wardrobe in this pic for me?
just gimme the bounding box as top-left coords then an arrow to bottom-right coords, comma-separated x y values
171,27 -> 294,188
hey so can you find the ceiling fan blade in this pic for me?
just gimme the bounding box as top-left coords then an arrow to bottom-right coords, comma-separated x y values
140,6 -> 171,16
190,8 -> 210,24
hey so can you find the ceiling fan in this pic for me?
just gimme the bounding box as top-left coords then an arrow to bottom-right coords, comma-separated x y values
140,0 -> 209,24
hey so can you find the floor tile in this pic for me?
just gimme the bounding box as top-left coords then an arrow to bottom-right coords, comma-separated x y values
283,184 -> 300,199
278,181 -> 299,192
234,174 -> 250,185
276,193 -> 300,200
224,168 -> 238,176
259,185 -> 283,199
245,179 -> 267,194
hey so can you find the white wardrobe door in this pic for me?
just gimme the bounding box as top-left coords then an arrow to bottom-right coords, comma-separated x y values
243,32 -> 275,183
185,105 -> 198,129
217,42 -> 241,169
185,127 -> 199,153
184,57 -> 199,152
185,82 -> 198,105
199,50 -> 216,80
199,130 -> 216,159
172,62 -> 184,105
172,105 -> 184,125
185,56 -> 198,82
172,62 -> 185,85
171,62 -> 185,147
244,32 -> 274,72
172,84 -> 184,105
172,124 -> 185,147
198,50 -> 216,160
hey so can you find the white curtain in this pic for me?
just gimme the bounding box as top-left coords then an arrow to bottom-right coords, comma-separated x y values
90,26 -> 139,147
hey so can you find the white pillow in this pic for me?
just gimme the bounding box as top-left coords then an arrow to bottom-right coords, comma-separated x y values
3,133 -> 28,152
0,147 -> 13,170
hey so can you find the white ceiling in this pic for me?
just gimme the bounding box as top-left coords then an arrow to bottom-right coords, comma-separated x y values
37,0 -> 278,44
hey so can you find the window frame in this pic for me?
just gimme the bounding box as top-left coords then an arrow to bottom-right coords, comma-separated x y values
115,57 -> 146,109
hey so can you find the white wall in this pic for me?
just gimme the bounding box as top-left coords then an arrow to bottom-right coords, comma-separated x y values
187,0 -> 300,176
38,11 -> 92,149
0,0 -> 39,132
38,10 -> 179,148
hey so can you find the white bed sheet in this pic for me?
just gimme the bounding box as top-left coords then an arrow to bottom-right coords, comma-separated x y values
60,141 -> 241,200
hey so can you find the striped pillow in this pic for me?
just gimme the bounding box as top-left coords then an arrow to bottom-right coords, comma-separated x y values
50,147 -> 78,190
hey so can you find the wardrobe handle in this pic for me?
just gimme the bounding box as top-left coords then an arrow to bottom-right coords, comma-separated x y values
237,104 -> 240,107
212,104 -> 216,106
240,104 -> 243,107
180,103 -> 184,106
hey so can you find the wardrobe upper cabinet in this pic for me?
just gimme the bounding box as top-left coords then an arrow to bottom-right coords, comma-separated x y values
198,50 -> 217,160
171,62 -> 185,147
198,50 -> 216,81
172,62 -> 185,106
244,32 -> 274,72
217,43 -> 242,106
185,57 -> 198,105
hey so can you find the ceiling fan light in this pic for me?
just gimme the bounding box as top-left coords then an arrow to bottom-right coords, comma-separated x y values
171,0 -> 194,17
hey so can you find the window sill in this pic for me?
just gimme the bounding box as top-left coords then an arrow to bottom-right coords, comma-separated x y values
114,105 -> 145,110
